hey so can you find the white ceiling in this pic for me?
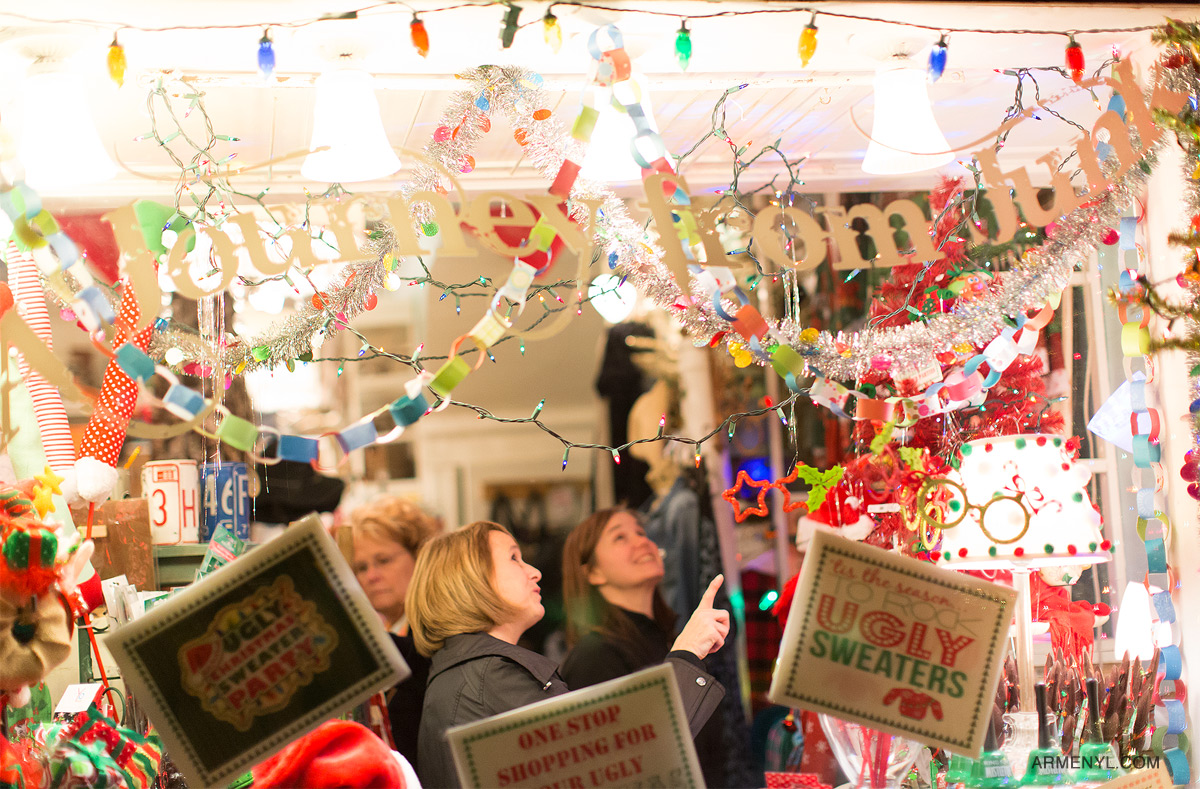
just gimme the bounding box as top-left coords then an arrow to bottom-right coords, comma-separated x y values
0,2 -> 1196,208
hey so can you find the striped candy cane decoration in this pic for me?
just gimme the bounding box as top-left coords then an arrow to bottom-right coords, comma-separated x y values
7,242 -> 75,473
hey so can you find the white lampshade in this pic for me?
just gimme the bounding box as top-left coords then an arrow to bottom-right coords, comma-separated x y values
1113,582 -> 1155,661
861,65 -> 954,175
936,434 -> 1110,569
587,274 -> 638,323
19,70 -> 117,189
301,69 -> 401,183
580,79 -> 655,184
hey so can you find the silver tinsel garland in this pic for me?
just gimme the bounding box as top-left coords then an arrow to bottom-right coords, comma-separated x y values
55,56 -> 1185,385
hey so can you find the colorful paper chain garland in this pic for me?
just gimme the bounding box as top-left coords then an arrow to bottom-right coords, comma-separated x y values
10,29 -> 1198,467
1120,212 -> 1190,784
34,33 -> 1185,405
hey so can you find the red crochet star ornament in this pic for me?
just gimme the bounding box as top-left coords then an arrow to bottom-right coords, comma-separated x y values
722,470 -> 773,522
774,464 -> 807,514
722,466 -> 808,522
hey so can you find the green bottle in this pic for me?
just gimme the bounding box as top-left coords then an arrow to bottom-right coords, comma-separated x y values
969,716 -> 1016,788
1021,682 -> 1069,785
946,751 -> 977,787
1074,677 -> 1124,784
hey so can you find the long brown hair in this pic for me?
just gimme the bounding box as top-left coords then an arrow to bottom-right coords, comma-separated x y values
561,508 -> 675,648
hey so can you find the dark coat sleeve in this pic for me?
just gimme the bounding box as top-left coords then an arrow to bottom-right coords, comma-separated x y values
387,633 -> 430,770
666,652 -> 726,738
560,635 -> 639,690
564,637 -> 724,738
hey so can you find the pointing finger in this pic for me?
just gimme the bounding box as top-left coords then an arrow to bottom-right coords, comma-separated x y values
699,574 -> 724,609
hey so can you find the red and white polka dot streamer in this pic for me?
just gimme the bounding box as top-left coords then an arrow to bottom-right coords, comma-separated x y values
78,281 -> 152,473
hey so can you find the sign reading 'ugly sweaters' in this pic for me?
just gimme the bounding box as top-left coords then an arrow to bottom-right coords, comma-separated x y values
769,531 -> 1016,756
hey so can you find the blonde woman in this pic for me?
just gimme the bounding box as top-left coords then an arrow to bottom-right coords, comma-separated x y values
350,497 -> 439,770
408,521 -> 730,788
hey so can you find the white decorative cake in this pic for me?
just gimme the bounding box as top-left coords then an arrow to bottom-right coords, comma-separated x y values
932,434 -> 1111,569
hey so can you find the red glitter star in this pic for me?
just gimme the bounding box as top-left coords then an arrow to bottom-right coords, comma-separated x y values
773,464 -> 807,513
722,470 -> 773,522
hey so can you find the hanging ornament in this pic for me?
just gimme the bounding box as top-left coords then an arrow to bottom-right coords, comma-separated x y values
500,3 -> 522,50
74,281 -> 153,503
257,29 -> 275,79
543,9 -> 562,53
106,34 -> 126,87
929,34 -> 948,82
798,13 -> 818,67
675,20 -> 692,71
411,14 -> 429,58
1066,35 -> 1085,84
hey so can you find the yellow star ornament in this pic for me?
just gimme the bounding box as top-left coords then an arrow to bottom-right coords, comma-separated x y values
35,465 -> 65,496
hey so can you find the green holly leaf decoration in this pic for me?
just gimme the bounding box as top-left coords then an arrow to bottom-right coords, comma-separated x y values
796,463 -> 844,511
898,446 -> 925,470
870,420 -> 896,455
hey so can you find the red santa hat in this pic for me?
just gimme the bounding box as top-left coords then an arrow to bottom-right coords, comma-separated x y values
794,485 -> 876,551
252,720 -> 406,789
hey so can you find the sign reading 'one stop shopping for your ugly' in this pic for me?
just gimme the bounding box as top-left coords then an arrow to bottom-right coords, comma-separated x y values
769,531 -> 1016,756
448,664 -> 703,789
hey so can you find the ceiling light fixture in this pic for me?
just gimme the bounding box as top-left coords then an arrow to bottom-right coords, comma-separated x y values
19,65 -> 118,189
579,77 -> 656,184
301,68 -> 401,183
861,56 -> 954,175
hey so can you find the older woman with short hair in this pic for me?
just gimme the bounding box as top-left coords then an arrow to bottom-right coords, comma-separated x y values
352,497 -> 439,634
408,520 -> 729,789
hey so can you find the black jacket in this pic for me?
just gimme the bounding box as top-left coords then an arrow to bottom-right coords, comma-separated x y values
560,608 -> 729,788
560,609 -> 670,689
417,631 -> 725,788
387,632 -> 431,771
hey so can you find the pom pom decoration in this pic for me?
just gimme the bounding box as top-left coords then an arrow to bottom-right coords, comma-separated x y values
74,280 -> 154,503
73,456 -> 120,506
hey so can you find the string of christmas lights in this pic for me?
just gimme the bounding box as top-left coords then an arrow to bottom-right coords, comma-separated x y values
39,33 -> 1188,441
0,3 -> 1167,38
21,15 -> 1200,476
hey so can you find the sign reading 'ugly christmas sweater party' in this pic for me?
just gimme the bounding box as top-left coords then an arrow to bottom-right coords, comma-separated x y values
769,531 -> 1016,755
107,515 -> 408,786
